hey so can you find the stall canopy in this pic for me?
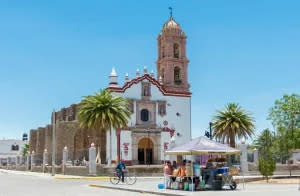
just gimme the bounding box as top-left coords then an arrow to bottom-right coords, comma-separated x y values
165,136 -> 240,155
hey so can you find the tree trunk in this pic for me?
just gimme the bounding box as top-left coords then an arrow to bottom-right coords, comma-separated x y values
108,128 -> 112,166
229,135 -> 235,148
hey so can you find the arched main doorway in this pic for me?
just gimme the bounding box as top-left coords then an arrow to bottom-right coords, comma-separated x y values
138,138 -> 153,164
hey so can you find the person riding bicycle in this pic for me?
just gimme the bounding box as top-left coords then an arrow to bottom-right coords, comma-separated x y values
115,159 -> 126,182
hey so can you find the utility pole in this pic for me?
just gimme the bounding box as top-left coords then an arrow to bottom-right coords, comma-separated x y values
51,110 -> 56,176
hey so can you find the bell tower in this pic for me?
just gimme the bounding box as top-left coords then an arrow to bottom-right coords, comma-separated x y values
156,9 -> 190,93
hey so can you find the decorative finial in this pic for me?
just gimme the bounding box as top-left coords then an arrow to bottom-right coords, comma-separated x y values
125,73 -> 129,82
136,68 -> 140,77
143,66 -> 147,74
169,7 -> 173,18
241,137 -> 246,144
64,146 -> 68,151
110,67 -> 117,76
109,67 -> 119,87
159,76 -> 163,84
91,143 -> 95,147
151,70 -> 154,77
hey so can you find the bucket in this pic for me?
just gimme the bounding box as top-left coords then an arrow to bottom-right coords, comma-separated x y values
184,182 -> 189,191
189,184 -> 195,191
157,184 -> 164,189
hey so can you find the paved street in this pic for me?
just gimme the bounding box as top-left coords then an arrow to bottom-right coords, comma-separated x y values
0,170 -> 300,196
0,170 -> 154,196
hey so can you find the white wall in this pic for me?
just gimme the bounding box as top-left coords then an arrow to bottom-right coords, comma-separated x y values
0,140 -> 27,158
120,131 -> 132,160
106,129 -> 117,162
112,77 -> 191,162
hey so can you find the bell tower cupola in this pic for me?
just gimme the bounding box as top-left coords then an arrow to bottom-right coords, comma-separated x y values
156,8 -> 190,93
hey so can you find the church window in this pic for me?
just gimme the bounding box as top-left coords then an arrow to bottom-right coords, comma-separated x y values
174,67 -> 182,85
158,101 -> 166,116
11,144 -> 19,151
162,45 -> 165,58
141,109 -> 149,122
173,43 -> 179,58
142,82 -> 151,97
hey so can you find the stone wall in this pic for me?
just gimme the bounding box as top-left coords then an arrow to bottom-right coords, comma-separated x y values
28,103 -> 107,165
36,127 -> 46,163
45,124 -> 52,163
55,121 -> 79,165
29,129 -> 37,153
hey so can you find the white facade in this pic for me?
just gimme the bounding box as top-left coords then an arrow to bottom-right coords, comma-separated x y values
0,140 -> 27,165
106,14 -> 192,164
107,73 -> 191,164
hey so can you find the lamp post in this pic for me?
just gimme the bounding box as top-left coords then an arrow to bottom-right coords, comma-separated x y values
205,122 -> 213,140
209,122 -> 213,140
51,110 -> 56,176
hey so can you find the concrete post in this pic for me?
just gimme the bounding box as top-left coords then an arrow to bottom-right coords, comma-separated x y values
240,140 -> 249,174
89,143 -> 96,176
16,155 -> 20,166
30,151 -> 35,171
26,154 -> 30,170
42,149 -> 48,173
253,148 -> 259,165
6,157 -> 10,169
62,146 -> 68,175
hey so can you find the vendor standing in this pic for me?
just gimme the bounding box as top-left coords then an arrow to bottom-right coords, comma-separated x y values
164,161 -> 172,188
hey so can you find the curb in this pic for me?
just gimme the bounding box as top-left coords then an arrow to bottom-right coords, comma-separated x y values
89,184 -> 184,196
56,176 -> 109,180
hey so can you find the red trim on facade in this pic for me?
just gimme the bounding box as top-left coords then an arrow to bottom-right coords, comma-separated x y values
107,74 -> 191,97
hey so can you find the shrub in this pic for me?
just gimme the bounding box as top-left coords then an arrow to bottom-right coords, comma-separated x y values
258,156 -> 276,182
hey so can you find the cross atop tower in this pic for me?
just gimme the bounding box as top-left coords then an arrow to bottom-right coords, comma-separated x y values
168,7 -> 173,18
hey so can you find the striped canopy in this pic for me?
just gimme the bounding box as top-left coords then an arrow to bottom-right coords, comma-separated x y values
165,136 -> 240,155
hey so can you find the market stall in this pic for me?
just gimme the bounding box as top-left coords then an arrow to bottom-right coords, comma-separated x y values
164,136 -> 240,191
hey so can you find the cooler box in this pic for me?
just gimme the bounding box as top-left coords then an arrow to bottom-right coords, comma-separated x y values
217,167 -> 229,175
193,164 -> 201,177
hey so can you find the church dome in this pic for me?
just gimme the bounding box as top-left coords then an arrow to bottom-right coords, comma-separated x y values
163,17 -> 181,30
161,17 -> 185,35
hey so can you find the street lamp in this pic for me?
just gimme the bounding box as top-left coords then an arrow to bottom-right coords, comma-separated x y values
204,122 -> 213,140
209,122 -> 213,140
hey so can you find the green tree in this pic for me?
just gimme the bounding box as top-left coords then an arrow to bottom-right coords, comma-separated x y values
22,143 -> 29,156
268,94 -> 300,162
78,89 -> 131,165
212,103 -> 255,147
258,156 -> 276,182
255,129 -> 276,181
254,129 -> 275,157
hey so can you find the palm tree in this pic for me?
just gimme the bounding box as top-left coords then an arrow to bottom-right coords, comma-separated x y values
212,103 -> 255,147
77,89 -> 131,165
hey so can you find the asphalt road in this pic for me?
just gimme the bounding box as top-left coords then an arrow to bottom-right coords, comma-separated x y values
0,170 -> 300,196
0,170 -> 154,196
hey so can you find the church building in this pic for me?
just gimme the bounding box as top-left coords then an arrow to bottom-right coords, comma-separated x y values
29,13 -> 192,165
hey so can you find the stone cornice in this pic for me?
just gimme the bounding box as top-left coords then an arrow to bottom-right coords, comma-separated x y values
107,74 -> 191,97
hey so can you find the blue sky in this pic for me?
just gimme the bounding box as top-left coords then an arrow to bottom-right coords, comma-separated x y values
0,0 -> 299,140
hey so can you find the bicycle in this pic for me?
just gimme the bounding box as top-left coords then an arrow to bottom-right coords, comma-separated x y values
110,170 -> 137,185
